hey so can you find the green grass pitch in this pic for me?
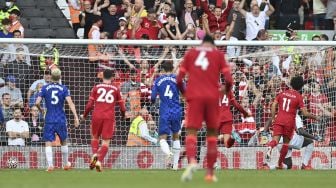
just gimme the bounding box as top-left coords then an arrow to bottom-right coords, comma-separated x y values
0,169 -> 335,188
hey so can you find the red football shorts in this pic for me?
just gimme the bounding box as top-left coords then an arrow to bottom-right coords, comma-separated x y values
91,117 -> 115,139
272,123 -> 295,139
219,121 -> 233,134
185,98 -> 219,130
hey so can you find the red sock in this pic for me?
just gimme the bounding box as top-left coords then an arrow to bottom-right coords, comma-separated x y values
226,137 -> 235,148
278,144 -> 289,167
185,135 -> 197,164
206,136 -> 218,176
268,140 -> 278,149
98,145 -> 109,162
91,139 -> 99,154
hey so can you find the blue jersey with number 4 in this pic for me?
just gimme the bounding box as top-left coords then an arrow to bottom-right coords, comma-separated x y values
151,74 -> 181,116
39,83 -> 70,124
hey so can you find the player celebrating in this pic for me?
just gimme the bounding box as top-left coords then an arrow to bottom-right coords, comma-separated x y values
177,35 -> 233,182
35,68 -> 80,172
264,76 -> 318,169
218,88 -> 250,147
151,61 -> 182,170
81,69 -> 126,172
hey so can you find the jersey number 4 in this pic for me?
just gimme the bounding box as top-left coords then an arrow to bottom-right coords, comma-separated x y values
195,51 -> 209,71
97,88 -> 114,103
282,97 -> 291,112
164,85 -> 173,99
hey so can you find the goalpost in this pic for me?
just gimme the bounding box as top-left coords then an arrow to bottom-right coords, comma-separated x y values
0,39 -> 335,169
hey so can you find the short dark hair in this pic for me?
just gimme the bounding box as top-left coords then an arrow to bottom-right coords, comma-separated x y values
320,34 -> 329,41
92,15 -> 102,24
290,76 -> 304,91
1,18 -> 11,26
167,12 -> 176,18
161,61 -> 174,72
10,9 -> 21,16
13,30 -> 21,35
103,69 -> 114,80
202,34 -> 215,45
2,93 -> 10,98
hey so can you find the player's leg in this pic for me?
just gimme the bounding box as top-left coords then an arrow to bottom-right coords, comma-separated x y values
204,99 -> 220,182
278,136 -> 291,168
301,138 -> 314,169
158,117 -> 173,168
56,123 -> 71,170
219,122 -> 236,148
43,123 -> 56,171
265,124 -> 283,162
171,114 -> 182,170
95,119 -> 115,172
90,118 -> 103,169
181,99 -> 203,182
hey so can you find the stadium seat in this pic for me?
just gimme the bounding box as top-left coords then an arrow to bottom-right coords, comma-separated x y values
35,0 -> 57,8
43,8 -> 64,18
29,17 -> 50,29
50,18 -> 71,29
15,0 -> 37,8
34,28 -> 56,38
20,18 -> 30,29
24,29 -> 35,38
21,8 -> 43,18
55,28 -> 76,39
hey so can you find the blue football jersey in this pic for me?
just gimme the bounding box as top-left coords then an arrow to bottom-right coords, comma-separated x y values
39,83 -> 70,124
151,74 -> 181,116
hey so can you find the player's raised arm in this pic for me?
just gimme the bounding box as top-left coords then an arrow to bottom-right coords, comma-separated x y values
176,55 -> 188,94
150,79 -> 158,104
230,92 -> 250,117
65,96 -> 80,128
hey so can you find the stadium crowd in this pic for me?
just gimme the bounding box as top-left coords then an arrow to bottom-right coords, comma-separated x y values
0,0 -> 335,147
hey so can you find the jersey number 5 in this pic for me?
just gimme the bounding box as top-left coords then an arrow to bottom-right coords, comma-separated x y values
195,51 -> 209,71
164,85 -> 173,99
97,88 -> 114,103
51,90 -> 59,105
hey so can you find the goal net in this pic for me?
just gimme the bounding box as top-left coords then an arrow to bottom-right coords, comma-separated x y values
0,39 -> 335,170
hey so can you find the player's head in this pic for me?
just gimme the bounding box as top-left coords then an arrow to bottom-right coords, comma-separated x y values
161,61 -> 174,73
202,34 -> 215,45
103,69 -> 114,81
290,75 -> 304,91
51,68 -> 61,82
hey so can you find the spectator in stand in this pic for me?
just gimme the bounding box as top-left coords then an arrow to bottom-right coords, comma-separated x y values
27,70 -> 51,103
2,30 -> 30,65
156,0 -> 173,24
274,0 -> 301,29
325,0 -> 336,30
1,93 -> 14,122
6,108 -> 29,146
178,0 -> 199,33
39,43 -> 59,71
113,16 -> 128,39
0,18 -> 12,38
88,16 -> 103,61
28,105 -> 44,145
238,0 -> 274,41
80,0 -> 98,39
128,0 -> 147,18
0,0 -> 19,24
142,8 -> 162,40
312,0 -> 327,30
164,13 -> 182,40
67,0 -> 83,38
95,1 -> 122,38
0,76 -> 23,107
227,0 -> 246,40
4,47 -> 31,94
201,0 -> 233,33
8,9 -> 23,36
128,17 -> 150,39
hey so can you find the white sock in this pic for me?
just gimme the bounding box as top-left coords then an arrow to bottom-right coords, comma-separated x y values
172,140 -> 181,169
61,145 -> 69,166
45,146 -> 53,168
159,139 -> 171,156
303,143 -> 314,166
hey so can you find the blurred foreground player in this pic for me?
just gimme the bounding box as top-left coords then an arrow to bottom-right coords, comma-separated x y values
81,69 -> 126,172
177,35 -> 233,182
35,68 -> 80,172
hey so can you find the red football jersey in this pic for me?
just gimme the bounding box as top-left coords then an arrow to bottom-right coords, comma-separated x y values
177,46 -> 232,100
219,91 -> 248,122
83,83 -> 126,119
273,89 -> 304,126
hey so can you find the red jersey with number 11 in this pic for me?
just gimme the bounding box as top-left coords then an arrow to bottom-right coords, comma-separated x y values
177,46 -> 232,100
273,89 -> 304,126
83,83 -> 126,120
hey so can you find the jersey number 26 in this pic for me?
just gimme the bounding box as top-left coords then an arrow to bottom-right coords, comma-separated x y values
97,88 -> 114,103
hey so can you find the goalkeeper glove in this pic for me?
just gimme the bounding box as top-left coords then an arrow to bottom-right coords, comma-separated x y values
259,131 -> 270,145
314,135 -> 323,142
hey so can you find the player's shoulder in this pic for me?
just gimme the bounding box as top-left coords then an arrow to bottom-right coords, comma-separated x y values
96,83 -> 119,91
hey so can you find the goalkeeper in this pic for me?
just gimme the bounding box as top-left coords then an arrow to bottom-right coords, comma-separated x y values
250,114 -> 322,169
